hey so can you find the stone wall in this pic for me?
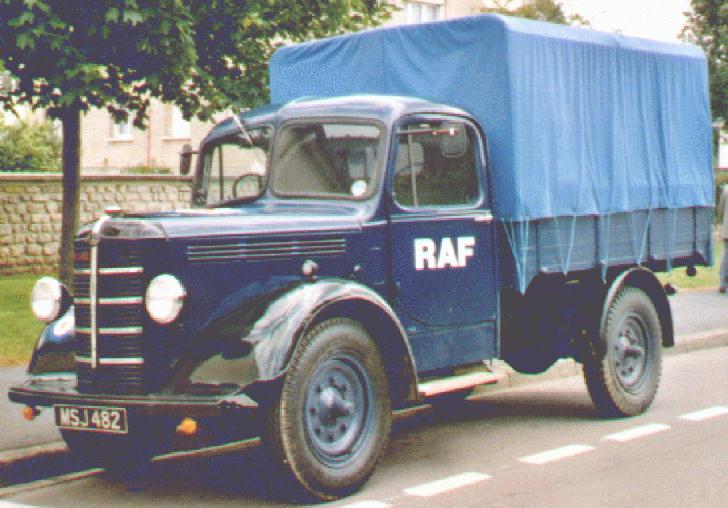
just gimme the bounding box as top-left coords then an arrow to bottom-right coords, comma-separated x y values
0,173 -> 193,275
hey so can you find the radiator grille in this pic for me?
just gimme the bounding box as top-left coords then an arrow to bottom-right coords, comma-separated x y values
74,239 -> 146,394
76,363 -> 145,394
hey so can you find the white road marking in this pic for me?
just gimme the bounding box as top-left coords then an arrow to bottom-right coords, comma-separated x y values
602,423 -> 671,442
680,406 -> 728,421
340,502 -> 392,508
518,444 -> 594,465
0,503 -> 37,507
403,472 -> 490,497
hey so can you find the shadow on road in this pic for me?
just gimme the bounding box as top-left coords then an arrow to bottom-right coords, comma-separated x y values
6,382 -> 602,505
92,446 -> 300,506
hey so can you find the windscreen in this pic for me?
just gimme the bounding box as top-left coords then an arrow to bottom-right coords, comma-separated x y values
271,122 -> 383,199
195,127 -> 271,206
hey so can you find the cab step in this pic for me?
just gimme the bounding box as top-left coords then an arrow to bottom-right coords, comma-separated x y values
417,371 -> 502,398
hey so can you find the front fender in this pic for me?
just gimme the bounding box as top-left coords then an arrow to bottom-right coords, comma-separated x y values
179,278 -> 418,405
28,307 -> 76,375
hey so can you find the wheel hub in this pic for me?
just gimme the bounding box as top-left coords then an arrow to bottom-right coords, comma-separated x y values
612,313 -> 649,389
304,356 -> 371,465
317,386 -> 354,424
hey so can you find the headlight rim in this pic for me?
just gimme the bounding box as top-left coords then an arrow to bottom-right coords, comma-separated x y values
145,273 -> 186,325
30,276 -> 66,323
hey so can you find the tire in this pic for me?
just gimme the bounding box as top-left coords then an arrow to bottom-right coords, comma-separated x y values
61,417 -> 175,474
583,287 -> 662,418
264,318 -> 392,501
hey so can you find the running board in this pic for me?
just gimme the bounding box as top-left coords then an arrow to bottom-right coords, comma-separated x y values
417,371 -> 502,398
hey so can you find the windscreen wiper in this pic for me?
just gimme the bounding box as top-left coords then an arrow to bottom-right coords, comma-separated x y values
231,113 -> 254,147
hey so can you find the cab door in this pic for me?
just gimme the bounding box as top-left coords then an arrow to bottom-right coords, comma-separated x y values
388,116 -> 498,371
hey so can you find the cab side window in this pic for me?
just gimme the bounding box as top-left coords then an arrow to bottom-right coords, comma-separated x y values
394,120 -> 479,208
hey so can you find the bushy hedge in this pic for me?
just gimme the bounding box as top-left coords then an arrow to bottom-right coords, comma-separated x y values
0,119 -> 61,172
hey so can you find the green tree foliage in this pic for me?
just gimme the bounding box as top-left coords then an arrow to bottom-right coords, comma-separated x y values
0,118 -> 61,172
682,0 -> 728,123
0,0 -> 390,284
482,0 -> 588,26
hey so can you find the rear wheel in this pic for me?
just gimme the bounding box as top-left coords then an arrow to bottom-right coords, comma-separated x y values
264,318 -> 391,501
583,287 -> 662,417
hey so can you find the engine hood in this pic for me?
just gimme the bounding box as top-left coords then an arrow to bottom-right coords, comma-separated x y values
88,200 -> 373,241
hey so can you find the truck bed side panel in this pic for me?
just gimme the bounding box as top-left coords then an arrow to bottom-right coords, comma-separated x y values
500,207 -> 712,291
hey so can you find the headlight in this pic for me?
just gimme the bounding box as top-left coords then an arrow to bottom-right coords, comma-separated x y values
30,277 -> 64,323
145,274 -> 186,324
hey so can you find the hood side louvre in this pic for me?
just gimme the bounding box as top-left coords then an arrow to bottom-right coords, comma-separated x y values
187,238 -> 347,263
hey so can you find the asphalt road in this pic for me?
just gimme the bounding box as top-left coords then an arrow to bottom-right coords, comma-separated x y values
2,345 -> 727,507
670,289 -> 728,337
0,367 -> 59,452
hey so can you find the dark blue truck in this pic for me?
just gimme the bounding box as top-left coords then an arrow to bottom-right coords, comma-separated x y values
10,15 -> 713,500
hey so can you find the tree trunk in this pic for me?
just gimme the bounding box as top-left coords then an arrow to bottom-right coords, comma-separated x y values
58,104 -> 81,287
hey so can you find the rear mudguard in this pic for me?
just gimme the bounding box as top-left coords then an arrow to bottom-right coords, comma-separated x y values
602,267 -> 674,348
177,278 -> 419,405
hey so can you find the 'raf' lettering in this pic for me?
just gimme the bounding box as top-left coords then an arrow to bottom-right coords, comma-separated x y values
414,236 -> 475,270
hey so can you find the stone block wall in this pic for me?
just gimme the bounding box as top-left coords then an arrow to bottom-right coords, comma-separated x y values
0,173 -> 192,275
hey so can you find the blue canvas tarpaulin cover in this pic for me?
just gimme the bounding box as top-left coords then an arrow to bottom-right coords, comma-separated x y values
270,14 -> 713,222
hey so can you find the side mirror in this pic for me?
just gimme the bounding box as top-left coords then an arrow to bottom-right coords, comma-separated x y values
439,122 -> 467,158
179,144 -> 196,175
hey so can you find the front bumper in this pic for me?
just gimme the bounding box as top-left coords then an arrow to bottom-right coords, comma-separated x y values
8,375 -> 259,418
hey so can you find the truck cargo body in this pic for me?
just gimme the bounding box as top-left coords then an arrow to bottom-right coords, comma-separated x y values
270,14 -> 714,291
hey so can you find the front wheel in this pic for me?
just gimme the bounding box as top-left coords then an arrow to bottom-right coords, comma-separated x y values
264,318 -> 391,501
583,286 -> 662,417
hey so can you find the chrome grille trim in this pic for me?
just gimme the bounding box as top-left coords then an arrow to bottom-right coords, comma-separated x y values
89,221 -> 101,369
100,326 -> 143,335
187,238 -> 347,263
77,326 -> 142,336
74,267 -> 143,276
100,267 -> 144,275
75,356 -> 145,366
76,297 -> 143,306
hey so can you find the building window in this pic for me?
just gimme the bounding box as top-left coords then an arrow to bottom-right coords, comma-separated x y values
405,1 -> 444,23
166,105 -> 191,139
111,113 -> 133,140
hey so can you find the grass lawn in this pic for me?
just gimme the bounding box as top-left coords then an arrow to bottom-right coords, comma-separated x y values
0,274 -> 45,367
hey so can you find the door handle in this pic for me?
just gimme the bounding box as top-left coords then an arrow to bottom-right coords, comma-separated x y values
474,212 -> 494,223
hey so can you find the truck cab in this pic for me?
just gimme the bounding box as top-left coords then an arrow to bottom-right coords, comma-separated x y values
190,96 -> 499,368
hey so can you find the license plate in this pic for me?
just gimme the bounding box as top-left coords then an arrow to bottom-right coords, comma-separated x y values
54,405 -> 128,434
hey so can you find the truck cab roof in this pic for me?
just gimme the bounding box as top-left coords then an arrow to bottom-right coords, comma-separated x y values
202,95 -> 472,146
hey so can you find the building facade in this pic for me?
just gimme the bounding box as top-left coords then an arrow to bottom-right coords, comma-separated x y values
79,101 -> 222,174
388,0 -> 486,24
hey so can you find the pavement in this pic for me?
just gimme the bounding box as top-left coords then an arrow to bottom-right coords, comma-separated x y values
1,289 -> 727,483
